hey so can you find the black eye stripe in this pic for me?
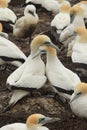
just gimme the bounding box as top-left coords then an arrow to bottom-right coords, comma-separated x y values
77,92 -> 82,95
39,118 -> 45,123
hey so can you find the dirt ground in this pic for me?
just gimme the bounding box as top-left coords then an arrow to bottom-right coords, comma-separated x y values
0,1 -> 87,130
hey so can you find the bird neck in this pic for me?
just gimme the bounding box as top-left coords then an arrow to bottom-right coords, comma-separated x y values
73,14 -> 85,27
26,124 -> 42,130
58,0 -> 64,3
47,52 -> 59,63
61,10 -> 70,13
25,14 -> 38,23
79,35 -> 87,43
31,46 -> 40,57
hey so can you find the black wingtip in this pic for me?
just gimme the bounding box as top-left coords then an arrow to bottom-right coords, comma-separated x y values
22,2 -> 29,7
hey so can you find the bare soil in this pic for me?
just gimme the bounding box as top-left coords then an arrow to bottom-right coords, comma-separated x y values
0,1 -> 87,130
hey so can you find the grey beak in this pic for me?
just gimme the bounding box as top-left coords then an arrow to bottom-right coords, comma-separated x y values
45,42 -> 61,54
42,116 -> 60,125
50,42 -> 60,51
70,93 -> 77,103
32,50 -> 46,59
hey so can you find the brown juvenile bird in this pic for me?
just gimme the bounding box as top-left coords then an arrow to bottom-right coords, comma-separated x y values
13,5 -> 39,43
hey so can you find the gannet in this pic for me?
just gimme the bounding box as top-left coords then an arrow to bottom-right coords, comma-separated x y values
6,35 -> 59,107
76,1 -> 87,19
23,0 -> 60,14
56,0 -> 70,8
71,1 -> 87,28
34,46 -> 81,99
59,5 -> 85,48
0,0 -> 17,33
1,113 -> 60,130
13,5 -> 39,42
51,4 -> 71,42
0,35 -> 27,67
72,27 -> 87,64
70,82 -> 87,118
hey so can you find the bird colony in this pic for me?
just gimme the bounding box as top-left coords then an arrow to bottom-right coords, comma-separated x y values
0,0 -> 87,130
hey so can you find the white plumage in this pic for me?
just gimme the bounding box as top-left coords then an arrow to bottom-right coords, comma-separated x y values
0,36 -> 27,67
38,46 -> 81,99
56,0 -> 70,8
59,5 -> 85,47
0,0 -> 17,23
6,35 -> 58,106
13,5 -> 39,39
0,8 -> 17,24
26,0 -> 42,5
0,0 -> 17,32
41,0 -> 60,14
25,0 -> 59,14
70,82 -> 87,118
76,1 -> 87,19
71,27 -> 87,64
51,4 -> 71,34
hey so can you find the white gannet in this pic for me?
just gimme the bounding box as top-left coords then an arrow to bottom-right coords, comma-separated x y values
0,22 -> 9,39
6,35 -> 59,107
23,0 -> 60,14
56,0 -> 70,8
59,5 -> 85,48
71,27 -> 87,65
51,4 -> 71,42
1,113 -> 60,130
34,46 -> 81,99
0,0 -> 17,33
70,82 -> 87,118
0,35 -> 27,67
75,1 -> 87,28
13,5 -> 39,42
76,1 -> 87,19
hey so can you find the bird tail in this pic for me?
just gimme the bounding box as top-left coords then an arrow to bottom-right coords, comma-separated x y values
9,90 -> 29,105
2,90 -> 29,112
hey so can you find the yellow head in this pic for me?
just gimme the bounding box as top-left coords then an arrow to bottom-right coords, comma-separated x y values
70,5 -> 84,15
26,113 -> 60,128
0,23 -> 3,32
39,46 -> 57,56
60,4 -> 71,13
79,1 -> 87,5
75,26 -> 86,35
0,0 -> 8,8
74,82 -> 87,94
30,35 -> 59,55
75,26 -> 87,42
70,82 -> 87,103
26,114 -> 45,127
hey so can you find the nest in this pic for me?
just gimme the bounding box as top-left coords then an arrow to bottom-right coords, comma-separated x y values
10,0 -> 25,6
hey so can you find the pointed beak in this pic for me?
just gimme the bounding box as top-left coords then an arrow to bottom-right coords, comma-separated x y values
45,42 -> 61,54
32,50 -> 46,59
70,93 -> 77,103
42,116 -> 60,125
